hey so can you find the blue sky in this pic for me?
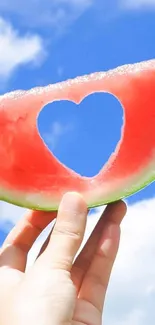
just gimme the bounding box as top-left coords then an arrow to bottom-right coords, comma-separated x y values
1,0 -> 155,202
1,1 -> 155,324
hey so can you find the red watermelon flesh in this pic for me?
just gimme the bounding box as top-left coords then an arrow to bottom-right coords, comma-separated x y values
0,59 -> 155,210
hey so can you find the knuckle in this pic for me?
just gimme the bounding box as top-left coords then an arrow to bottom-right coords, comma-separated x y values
53,222 -> 82,242
87,271 -> 107,294
50,258 -> 72,271
96,241 -> 118,263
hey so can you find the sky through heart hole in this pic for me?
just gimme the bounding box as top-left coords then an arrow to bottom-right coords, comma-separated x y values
38,92 -> 123,177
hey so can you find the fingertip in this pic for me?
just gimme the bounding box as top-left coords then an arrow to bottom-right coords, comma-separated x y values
110,199 -> 127,212
116,200 -> 127,222
59,192 -> 88,216
102,200 -> 127,226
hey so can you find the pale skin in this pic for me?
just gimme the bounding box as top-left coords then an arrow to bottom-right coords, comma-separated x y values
0,192 -> 126,325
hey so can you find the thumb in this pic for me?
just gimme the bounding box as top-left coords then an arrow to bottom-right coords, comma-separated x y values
37,192 -> 88,272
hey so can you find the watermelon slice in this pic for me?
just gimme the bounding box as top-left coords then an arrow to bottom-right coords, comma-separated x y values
0,59 -> 155,211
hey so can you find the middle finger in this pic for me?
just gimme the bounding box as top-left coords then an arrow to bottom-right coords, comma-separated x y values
71,201 -> 126,292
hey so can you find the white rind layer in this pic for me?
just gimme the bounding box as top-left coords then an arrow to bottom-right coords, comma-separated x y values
0,158 -> 155,210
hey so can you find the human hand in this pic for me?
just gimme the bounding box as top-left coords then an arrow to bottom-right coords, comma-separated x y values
0,192 -> 126,325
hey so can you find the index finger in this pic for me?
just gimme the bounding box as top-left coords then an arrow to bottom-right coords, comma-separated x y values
0,209 -> 57,271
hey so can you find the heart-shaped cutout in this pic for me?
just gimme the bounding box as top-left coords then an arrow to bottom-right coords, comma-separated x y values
38,92 -> 123,177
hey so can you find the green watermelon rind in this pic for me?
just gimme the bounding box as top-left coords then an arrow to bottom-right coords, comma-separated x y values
1,59 -> 155,211
0,173 -> 155,211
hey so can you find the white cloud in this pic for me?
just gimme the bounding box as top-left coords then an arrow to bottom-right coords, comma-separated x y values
1,196 -> 155,323
0,0 -> 93,28
110,309 -> 145,325
0,17 -> 45,81
0,201 -> 26,231
120,0 -> 155,10
43,121 -> 73,150
103,197 -> 155,325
